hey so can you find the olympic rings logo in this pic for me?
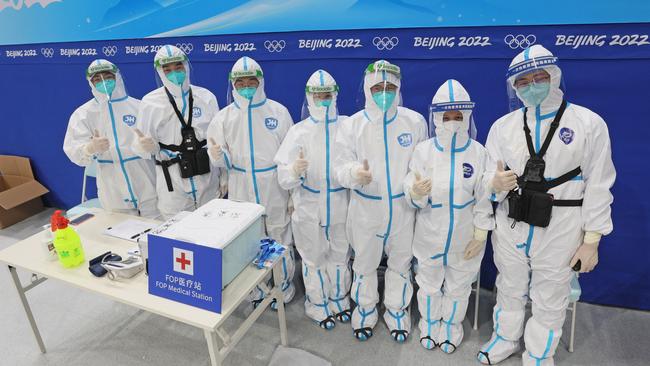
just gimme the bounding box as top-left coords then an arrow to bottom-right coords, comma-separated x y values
372,36 -> 399,50
40,48 -> 54,58
264,40 -> 286,52
504,34 -> 537,50
102,46 -> 118,57
176,43 -> 194,54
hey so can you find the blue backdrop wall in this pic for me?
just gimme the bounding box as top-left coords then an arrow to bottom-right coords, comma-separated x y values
0,23 -> 648,311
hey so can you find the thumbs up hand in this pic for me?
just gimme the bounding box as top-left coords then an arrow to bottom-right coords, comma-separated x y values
411,171 -> 432,198
84,129 -> 110,155
491,160 -> 517,193
293,147 -> 309,178
354,159 -> 373,185
134,128 -> 156,154
208,137 -> 223,161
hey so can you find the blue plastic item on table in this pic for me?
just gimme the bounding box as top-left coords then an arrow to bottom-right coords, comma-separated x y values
253,238 -> 286,269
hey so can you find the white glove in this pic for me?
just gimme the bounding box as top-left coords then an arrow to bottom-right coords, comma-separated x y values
293,148 -> 309,178
410,171 -> 432,199
353,159 -> 372,185
219,181 -> 228,198
464,228 -> 488,260
208,138 -> 223,161
218,169 -> 228,198
134,128 -> 156,154
491,160 -> 517,193
570,232 -> 601,273
84,129 -> 109,155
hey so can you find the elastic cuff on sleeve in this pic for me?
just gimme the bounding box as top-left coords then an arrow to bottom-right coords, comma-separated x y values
474,227 -> 489,241
409,189 -> 424,201
584,231 -> 602,245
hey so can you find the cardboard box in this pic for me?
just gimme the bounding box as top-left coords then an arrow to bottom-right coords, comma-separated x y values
0,155 -> 49,229
147,199 -> 264,313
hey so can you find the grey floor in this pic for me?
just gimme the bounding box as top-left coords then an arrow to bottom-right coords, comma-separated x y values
1,209 -> 648,366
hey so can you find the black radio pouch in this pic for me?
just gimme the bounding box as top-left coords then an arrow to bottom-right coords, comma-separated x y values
156,88 -> 210,190
506,100 -> 581,228
178,126 -> 210,179
508,190 -> 554,227
522,156 -> 546,184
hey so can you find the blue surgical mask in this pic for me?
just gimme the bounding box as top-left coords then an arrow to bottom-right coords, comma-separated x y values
518,82 -> 550,106
372,91 -> 396,112
166,70 -> 186,86
316,99 -> 332,107
94,79 -> 116,95
237,87 -> 257,99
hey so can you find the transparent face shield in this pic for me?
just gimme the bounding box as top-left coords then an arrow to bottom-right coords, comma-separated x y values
226,69 -> 263,105
506,55 -> 565,112
154,51 -> 192,92
356,62 -> 403,112
86,61 -> 127,101
428,101 -> 477,139
300,84 -> 339,121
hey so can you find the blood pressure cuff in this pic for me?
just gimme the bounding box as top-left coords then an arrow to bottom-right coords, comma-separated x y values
88,252 -> 122,277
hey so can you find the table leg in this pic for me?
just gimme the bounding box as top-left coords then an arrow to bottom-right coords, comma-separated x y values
272,259 -> 288,346
204,329 -> 223,366
8,266 -> 46,353
473,271 -> 481,331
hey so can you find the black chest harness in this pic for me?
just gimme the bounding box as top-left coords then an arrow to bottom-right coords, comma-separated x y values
155,88 -> 211,192
507,100 -> 583,228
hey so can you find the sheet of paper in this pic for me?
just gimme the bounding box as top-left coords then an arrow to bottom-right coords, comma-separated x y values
103,219 -> 157,243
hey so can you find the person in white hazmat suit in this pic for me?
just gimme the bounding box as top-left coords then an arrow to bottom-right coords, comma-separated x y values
477,45 -> 615,365
207,56 -> 296,308
403,79 -> 494,353
64,59 -> 158,218
132,45 -> 220,219
274,70 -> 352,329
335,60 -> 427,342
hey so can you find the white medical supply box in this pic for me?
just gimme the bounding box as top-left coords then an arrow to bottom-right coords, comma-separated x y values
147,199 -> 264,313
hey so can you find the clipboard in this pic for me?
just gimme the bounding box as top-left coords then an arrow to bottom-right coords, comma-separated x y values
103,219 -> 157,242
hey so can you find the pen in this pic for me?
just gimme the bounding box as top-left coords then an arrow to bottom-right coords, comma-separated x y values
130,228 -> 152,240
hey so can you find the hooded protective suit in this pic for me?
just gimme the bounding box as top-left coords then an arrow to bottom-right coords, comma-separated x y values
404,79 -> 494,353
478,45 -> 615,365
133,45 -> 220,219
274,70 -> 351,328
335,60 -> 427,342
64,59 -> 158,217
207,56 -> 295,305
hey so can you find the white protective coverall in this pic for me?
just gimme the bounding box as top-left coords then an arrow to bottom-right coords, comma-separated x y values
478,45 -> 616,366
132,45 -> 220,219
64,59 -> 158,217
275,69 -> 351,328
335,60 -> 427,342
207,56 -> 296,305
404,79 -> 494,353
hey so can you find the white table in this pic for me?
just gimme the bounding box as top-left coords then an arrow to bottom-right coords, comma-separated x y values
0,209 -> 288,366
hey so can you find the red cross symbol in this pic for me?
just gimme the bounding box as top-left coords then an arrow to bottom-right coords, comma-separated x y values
176,252 -> 191,270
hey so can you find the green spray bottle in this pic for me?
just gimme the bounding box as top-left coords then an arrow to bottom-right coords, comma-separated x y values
51,210 -> 85,268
